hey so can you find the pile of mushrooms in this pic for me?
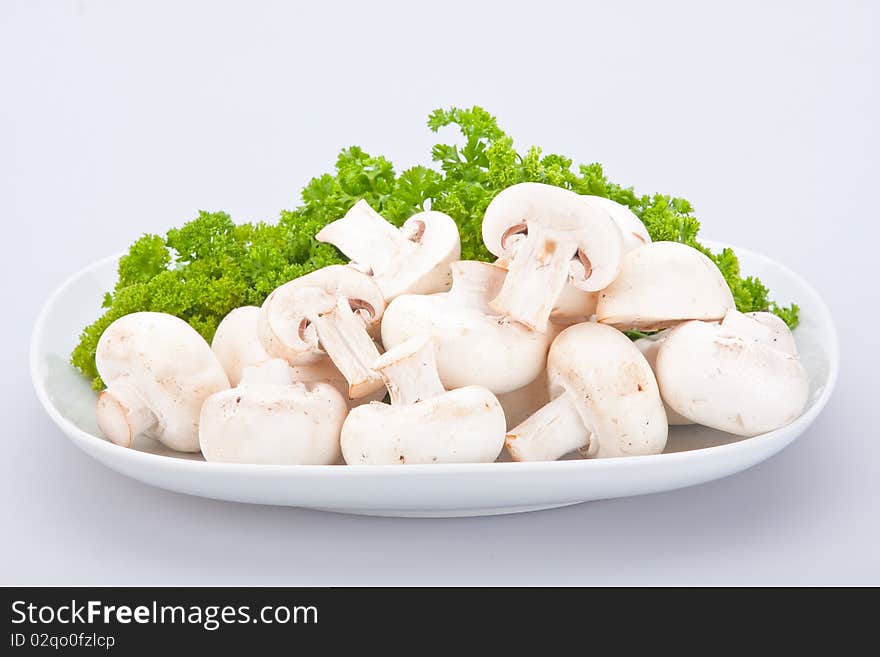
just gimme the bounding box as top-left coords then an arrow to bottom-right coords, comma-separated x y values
94,182 -> 810,465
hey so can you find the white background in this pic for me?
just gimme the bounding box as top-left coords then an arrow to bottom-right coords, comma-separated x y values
3,0 -> 877,585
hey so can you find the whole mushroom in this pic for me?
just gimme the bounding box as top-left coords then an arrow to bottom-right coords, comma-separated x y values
341,336 -> 506,465
506,322 -> 668,461
381,260 -> 555,394
259,266 -> 386,399
482,182 -> 624,332
316,200 -> 461,301
200,363 -> 347,465
95,312 -> 229,452
656,312 -> 808,436
596,241 -> 735,330
633,335 -> 693,426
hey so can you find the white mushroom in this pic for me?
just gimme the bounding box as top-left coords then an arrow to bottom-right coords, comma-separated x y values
581,195 -> 651,253
95,312 -> 229,452
259,266 -> 386,399
506,322 -> 668,461
381,260 -> 555,394
316,200 -> 461,301
596,241 -> 735,330
199,378 -> 347,465
213,305 -> 379,406
340,336 -> 506,465
719,308 -> 798,355
656,316 -> 808,436
633,335 -> 693,426
481,182 -> 624,332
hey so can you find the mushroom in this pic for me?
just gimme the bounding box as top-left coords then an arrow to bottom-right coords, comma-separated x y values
213,305 -> 379,405
340,335 -> 506,465
380,260 -> 555,394
656,316 -> 808,436
596,241 -> 735,330
633,335 -> 693,426
481,182 -> 624,332
505,322 -> 668,461
199,376 -> 347,465
581,195 -> 651,253
259,265 -> 386,399
95,312 -> 229,452
719,308 -> 798,355
315,200 -> 461,301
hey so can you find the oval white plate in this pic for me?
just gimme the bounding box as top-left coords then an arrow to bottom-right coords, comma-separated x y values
30,241 -> 838,517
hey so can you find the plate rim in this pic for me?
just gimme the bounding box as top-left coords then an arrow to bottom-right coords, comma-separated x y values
30,240 -> 840,478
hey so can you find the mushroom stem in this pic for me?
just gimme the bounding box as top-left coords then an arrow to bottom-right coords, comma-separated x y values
372,336 -> 446,406
446,261 -> 505,312
505,392 -> 590,462
316,200 -> 408,273
489,225 -> 577,332
96,382 -> 158,448
309,297 -> 385,399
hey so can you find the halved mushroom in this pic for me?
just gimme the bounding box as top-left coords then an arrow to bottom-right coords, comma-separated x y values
95,312 -> 229,452
315,200 -> 461,301
633,335 -> 694,426
482,182 -> 624,332
581,195 -> 651,253
259,266 -> 386,399
340,336 -> 506,465
506,322 -> 668,461
214,305 -> 380,405
596,241 -> 735,330
199,379 -> 347,465
656,316 -> 808,436
381,260 -> 555,394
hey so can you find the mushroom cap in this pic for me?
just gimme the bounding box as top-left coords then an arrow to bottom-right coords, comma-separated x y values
316,200 -> 461,301
381,269 -> 554,394
581,195 -> 651,253
340,386 -> 506,465
656,320 -> 809,436
633,336 -> 694,425
199,382 -> 347,465
596,241 -> 735,330
482,182 -> 624,292
95,312 -> 229,452
212,306 -> 272,386
547,322 -> 668,457
720,308 -> 798,356
259,265 -> 385,363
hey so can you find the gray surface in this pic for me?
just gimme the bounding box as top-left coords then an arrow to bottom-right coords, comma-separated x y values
2,0 -> 876,585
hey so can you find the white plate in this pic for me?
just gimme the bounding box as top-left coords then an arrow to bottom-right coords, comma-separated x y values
30,241 -> 838,517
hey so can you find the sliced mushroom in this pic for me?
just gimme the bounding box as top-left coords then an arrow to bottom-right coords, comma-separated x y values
259,266 -> 386,399
341,336 -> 506,465
316,200 -> 461,301
214,305 -> 380,406
199,381 -> 347,465
482,182 -> 624,332
581,195 -> 651,253
656,317 -> 808,436
633,335 -> 694,426
95,312 -> 229,452
596,241 -> 735,330
380,260 -> 555,394
506,322 -> 668,461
